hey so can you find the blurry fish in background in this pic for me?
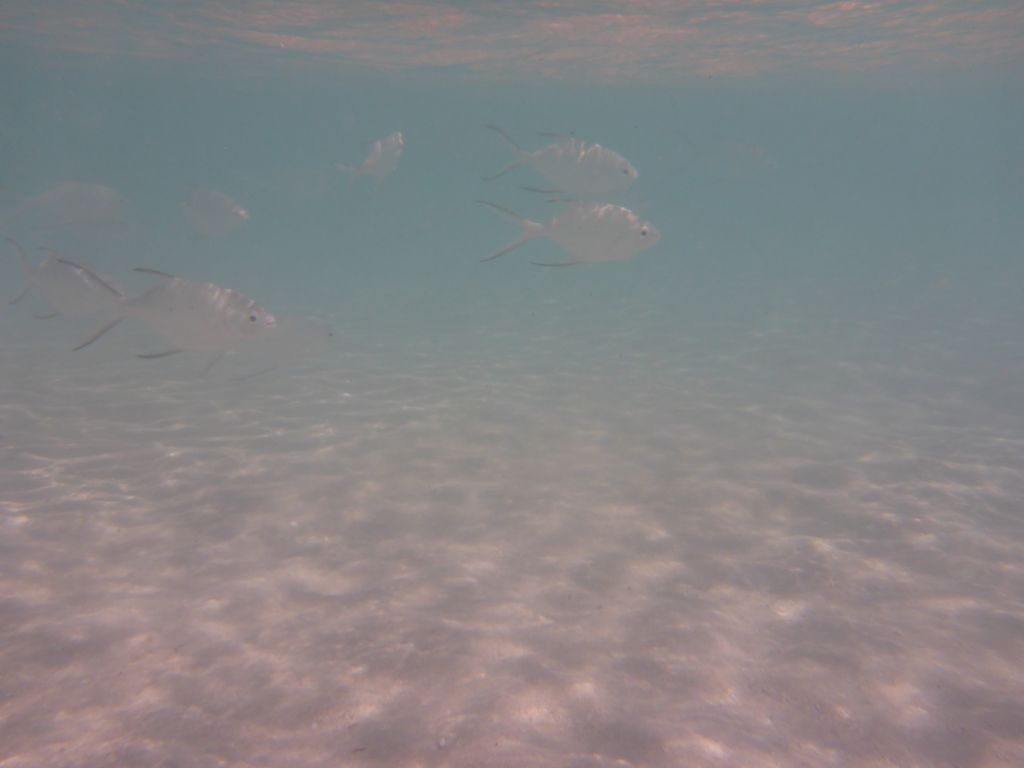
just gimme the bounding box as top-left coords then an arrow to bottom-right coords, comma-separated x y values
483,124 -> 638,198
5,236 -> 125,321
478,200 -> 660,266
75,268 -> 278,372
0,181 -> 133,244
337,131 -> 404,184
180,189 -> 250,239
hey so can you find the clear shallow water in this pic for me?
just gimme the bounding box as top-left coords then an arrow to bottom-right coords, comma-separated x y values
1,3 -> 1023,767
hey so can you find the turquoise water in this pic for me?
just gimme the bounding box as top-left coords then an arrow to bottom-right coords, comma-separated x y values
1,4 -> 1023,767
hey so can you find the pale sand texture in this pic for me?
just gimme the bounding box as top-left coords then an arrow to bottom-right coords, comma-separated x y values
1,311 -> 1023,767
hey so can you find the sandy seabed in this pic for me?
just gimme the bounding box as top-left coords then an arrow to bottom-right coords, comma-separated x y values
1,310 -> 1023,768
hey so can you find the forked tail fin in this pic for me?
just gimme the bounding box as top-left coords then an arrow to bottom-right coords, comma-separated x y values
55,256 -> 126,299
4,236 -> 33,272
73,316 -> 124,351
65,261 -> 134,349
485,123 -> 522,151
477,200 -> 543,262
482,124 -> 528,181
4,236 -> 32,304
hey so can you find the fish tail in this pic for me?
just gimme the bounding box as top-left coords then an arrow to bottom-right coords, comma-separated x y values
477,201 -> 543,262
68,271 -> 135,350
55,256 -> 126,298
8,283 -> 29,305
4,236 -> 33,273
483,124 -> 528,181
485,123 -> 522,152
477,200 -> 541,230
4,236 -> 32,303
481,161 -> 522,182
481,236 -> 530,263
73,316 -> 125,351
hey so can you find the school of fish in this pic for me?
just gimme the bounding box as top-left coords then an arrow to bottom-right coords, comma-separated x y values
2,126 -> 659,370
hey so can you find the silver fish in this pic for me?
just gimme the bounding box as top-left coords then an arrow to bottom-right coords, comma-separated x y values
76,269 -> 277,368
337,131 -> 404,183
5,237 -> 125,319
181,189 -> 250,238
0,182 -> 131,234
484,125 -> 638,198
479,200 -> 660,266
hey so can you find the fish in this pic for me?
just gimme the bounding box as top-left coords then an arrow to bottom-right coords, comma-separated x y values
483,125 -> 638,198
478,200 -> 660,266
337,131 -> 404,183
0,181 -> 132,239
180,189 -> 250,239
75,269 -> 278,370
5,237 -> 126,319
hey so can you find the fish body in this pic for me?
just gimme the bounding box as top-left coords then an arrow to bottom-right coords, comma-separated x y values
484,125 -> 638,198
5,237 -> 125,317
181,189 -> 249,238
76,269 -> 276,355
479,201 -> 659,266
338,131 -> 404,182
124,271 -> 276,351
1,182 -> 131,231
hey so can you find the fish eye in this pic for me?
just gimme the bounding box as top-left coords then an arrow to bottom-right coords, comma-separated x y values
623,168 -> 630,174
640,228 -> 648,236
249,313 -> 258,322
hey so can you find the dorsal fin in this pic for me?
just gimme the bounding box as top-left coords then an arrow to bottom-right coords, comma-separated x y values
55,257 -> 125,298
135,267 -> 176,279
